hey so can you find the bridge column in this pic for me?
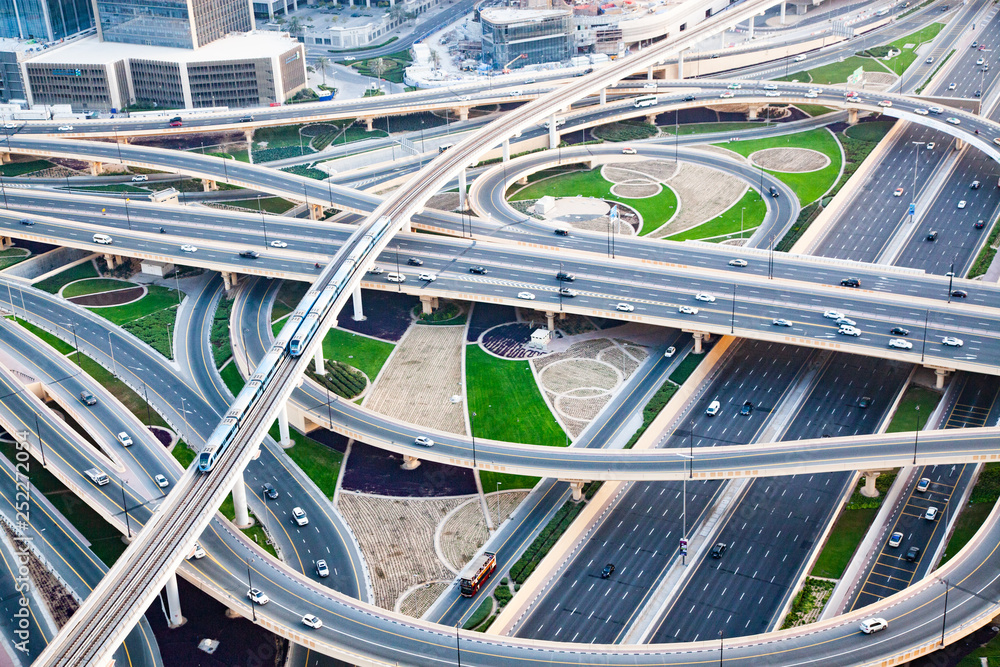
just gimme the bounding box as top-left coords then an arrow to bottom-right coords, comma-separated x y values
502,138 -> 510,163
677,51 -> 684,79
314,344 -> 325,375
933,367 -> 952,389
955,138 -> 965,150
647,66 -> 654,80
780,1 -> 786,24
420,295 -> 438,314
847,108 -> 858,125
747,18 -> 754,39
692,332 -> 706,354
222,272 -> 238,291
456,107 -> 469,121
203,179 -> 218,191
747,106 -> 759,120
310,203 -> 324,220
104,254 -> 117,270
567,480 -> 586,502
646,113 -> 657,125
244,129 -> 253,143
860,471 -> 881,498
0,153 -> 9,164
352,286 -> 366,321
545,312 -> 556,331
278,403 -> 293,448
0,237 -> 12,251
164,572 -> 186,628
600,88 -> 607,104
549,115 -> 558,149
89,161 -> 104,176
402,455 -> 421,470
231,473 -> 253,527
458,167 -> 467,210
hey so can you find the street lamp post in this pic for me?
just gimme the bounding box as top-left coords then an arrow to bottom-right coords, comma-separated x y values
719,630 -> 724,666
34,413 -> 45,466
911,141 -> 924,223
0,171 -> 7,209
124,197 -> 131,231
495,482 -> 501,527
121,484 -> 131,538
913,404 -> 921,464
740,206 -> 745,240
247,562 -> 257,622
730,284 -> 736,334
108,331 -> 118,377
941,579 -> 949,646
470,411 -> 477,467
947,261 -> 955,302
256,196 -> 269,247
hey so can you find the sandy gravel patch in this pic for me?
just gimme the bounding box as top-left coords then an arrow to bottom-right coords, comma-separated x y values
566,215 -> 636,235
539,358 -> 619,394
750,147 -> 829,172
655,163 -> 746,239
364,325 -> 467,434
862,72 -> 896,90
397,582 -> 450,618
425,192 -> 462,212
439,491 -> 530,572
339,492 -> 465,610
610,182 -> 662,198
603,160 -> 678,183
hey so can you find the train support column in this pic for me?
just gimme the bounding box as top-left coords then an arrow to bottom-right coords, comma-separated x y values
860,471 -> 881,498
747,18 -> 754,39
278,403 -> 293,448
930,367 -> 953,389
89,161 -> 104,176
222,272 -> 238,292
458,168 -> 468,210
314,345 -> 325,375
692,332 -> 705,354
548,115 -> 558,149
956,138 -> 965,150
647,66 -> 653,80
780,1 -> 786,24
677,50 -> 684,79
231,473 -> 253,528
352,286 -> 366,321
847,108 -> 858,125
546,312 -> 555,331
0,153 -> 9,164
502,139 -> 510,163
203,179 -> 218,191
600,88 -> 607,104
567,480 -> 586,502
165,572 -> 186,628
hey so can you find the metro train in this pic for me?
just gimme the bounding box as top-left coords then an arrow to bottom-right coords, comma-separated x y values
197,216 -> 393,472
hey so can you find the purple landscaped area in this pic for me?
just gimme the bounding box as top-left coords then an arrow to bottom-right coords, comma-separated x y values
336,290 -> 417,342
480,322 -> 547,359
466,303 -> 517,342
341,442 -> 476,497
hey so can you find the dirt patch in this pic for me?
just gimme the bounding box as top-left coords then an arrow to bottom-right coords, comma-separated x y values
564,215 -> 636,236
341,441 -> 476,496
337,289 -> 417,342
862,72 -> 896,90
364,325 -> 467,434
397,581 -> 450,618
439,491 -> 530,572
603,160 -> 678,183
610,182 -> 661,198
750,147 -> 830,172
655,163 -> 746,239
425,192 -> 462,212
339,492 -> 465,610
67,286 -> 145,307
539,358 -> 619,394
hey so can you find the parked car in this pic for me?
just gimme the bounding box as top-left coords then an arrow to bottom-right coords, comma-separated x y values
888,532 -> 903,548
925,507 -> 938,521
906,546 -> 921,562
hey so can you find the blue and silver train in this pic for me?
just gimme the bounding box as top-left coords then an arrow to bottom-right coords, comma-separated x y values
198,216 -> 393,472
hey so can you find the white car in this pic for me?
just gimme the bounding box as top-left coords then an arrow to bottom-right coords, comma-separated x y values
719,91 -> 735,98
316,559 -> 330,577
386,273 -> 405,283
926,142 -> 936,150
925,507 -> 938,521
977,58 -> 985,65
888,532 -> 903,548
643,82 -> 657,90
947,117 -> 961,125
664,346 -> 676,358
247,588 -> 270,605
616,303 -> 635,312
131,175 -> 148,182
860,618 -> 888,634
823,310 -> 844,319
893,187 -> 904,197
762,83 -> 778,90
678,305 -> 699,315
773,319 -> 793,327
517,291 -> 536,300
2,123 -> 15,129
942,337 -> 964,347
804,91 -> 818,98
367,266 -> 384,275
180,244 -> 197,253
189,543 -> 206,559
418,273 -> 436,282
292,507 -> 309,526
877,100 -> 892,107
154,474 -> 169,488
929,106 -> 943,114
948,83 -> 957,90
958,200 -> 967,209
302,614 -> 323,629
728,258 -> 748,267
765,91 -> 781,97
622,147 -> 637,154
839,326 -> 862,337
117,431 -> 133,447
727,83 -> 742,89
914,108 -> 929,115
414,436 -> 435,447
695,293 -> 716,302
269,240 -> 288,248
58,125 -> 73,131
835,317 -> 856,327
888,338 -> 913,349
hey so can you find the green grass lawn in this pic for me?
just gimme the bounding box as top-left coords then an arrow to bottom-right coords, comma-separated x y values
218,197 -> 295,214
480,470 -> 540,492
797,105 -> 835,117
220,361 -> 245,396
34,261 -> 98,294
62,278 -> 136,298
714,128 -> 842,205
88,285 -> 183,325
940,502 -> 993,566
270,425 -> 343,499
885,385 -> 942,433
73,184 -> 149,194
323,328 -> 394,381
844,120 -> 896,142
122,307 -> 179,359
811,507 -> 878,578
272,280 -> 310,322
780,55 -> 890,84
662,121 -> 763,135
879,22 -> 945,75
172,441 -> 196,468
0,248 -> 29,271
212,296 -> 234,368
666,189 -> 767,242
466,345 -> 566,447
219,494 -> 278,559
1,159 -> 53,176
509,167 -> 679,235
14,317 -> 74,355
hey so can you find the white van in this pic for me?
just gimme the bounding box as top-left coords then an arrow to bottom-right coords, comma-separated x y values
386,273 -> 405,283
706,400 -> 721,416
93,233 -> 113,245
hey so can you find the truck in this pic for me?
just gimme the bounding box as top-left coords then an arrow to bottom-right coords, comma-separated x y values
85,468 -> 110,486
459,552 -> 497,597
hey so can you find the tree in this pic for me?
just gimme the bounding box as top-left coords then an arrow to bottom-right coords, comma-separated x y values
370,57 -> 387,82
316,56 -> 329,85
390,4 -> 406,25
286,16 -> 303,36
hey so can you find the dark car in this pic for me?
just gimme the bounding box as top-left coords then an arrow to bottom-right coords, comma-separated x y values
951,289 -> 968,298
768,186 -> 780,198
239,250 -> 260,259
556,271 -> 575,282
19,218 -> 33,226
262,483 -> 279,500
976,219 -> 986,229
926,231 -> 938,241
407,257 -> 423,266
554,228 -> 570,236
841,277 -> 861,288
469,266 -> 488,275
683,95 -> 696,101
859,396 -> 872,409
601,563 -> 615,578
79,390 -> 97,406
890,327 -> 910,336
740,400 -> 753,416
905,546 -> 921,562
711,542 -> 727,559
240,114 -> 255,122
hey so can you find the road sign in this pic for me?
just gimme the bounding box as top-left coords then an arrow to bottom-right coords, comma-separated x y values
847,66 -> 864,85
909,203 -> 916,216
679,537 -> 688,554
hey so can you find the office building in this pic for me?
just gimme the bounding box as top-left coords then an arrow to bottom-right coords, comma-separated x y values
0,0 -> 94,42
481,9 -> 572,68
94,0 -> 253,49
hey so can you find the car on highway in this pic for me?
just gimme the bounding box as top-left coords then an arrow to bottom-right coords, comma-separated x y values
706,400 -> 721,416
621,147 -> 637,154
189,543 -> 206,559
367,266 -> 384,275
839,326 -> 862,337
418,273 -> 436,282
926,230 -> 939,241
131,175 -> 148,182
929,106 -> 944,114
240,115 -> 255,123
695,293 -> 715,302
858,396 -> 872,409
925,507 -> 938,521
386,273 -> 405,283
877,100 -> 892,107
601,563 -> 616,578
239,250 -> 259,259
93,234 -> 113,245
804,91 -> 818,98
976,219 -> 986,229
889,338 -> 913,350
888,532 -> 903,548
926,142 -> 936,149
893,187 -> 904,197
835,317 -> 856,327
917,477 -> 931,493
740,400 -> 753,416
616,303 -> 635,312
845,91 -> 859,99
407,257 -> 423,266
914,108 -> 929,115
292,507 -> 309,526
316,560 -> 329,577
957,200 -> 967,208
664,346 -> 676,358
263,483 -> 279,499
860,618 -> 888,634
678,305 -> 698,315
269,240 -> 288,248
19,218 -> 33,225
559,288 -> 576,297
414,436 -> 434,447
554,228 -> 570,236
302,614 -> 323,629
840,277 -> 861,287
824,310 -> 844,319
2,122 -> 16,129
773,318 -> 792,327
117,431 -> 133,447
517,291 -> 536,300
948,83 -> 957,90
719,91 -> 735,98
727,83 -> 742,89
247,588 -> 269,605
728,258 -> 748,267
978,58 -> 985,65
180,244 -> 197,253
976,90 -> 982,97
154,474 -> 169,488
79,391 -> 97,406
765,91 -> 780,97
973,41 -> 979,48
710,542 -> 727,558
942,337 -> 963,347
951,289 -> 968,298
890,327 -> 910,336
762,83 -> 778,90
58,125 -> 74,131
556,271 -> 575,282
469,266 -> 488,275
905,546 -> 921,562
169,117 -> 182,127
947,117 -> 961,125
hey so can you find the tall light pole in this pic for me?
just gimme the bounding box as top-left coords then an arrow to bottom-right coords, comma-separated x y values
495,481 -> 501,527
910,141 -> 924,223
940,579 -> 949,646
913,404 -> 920,465
470,411 -> 477,467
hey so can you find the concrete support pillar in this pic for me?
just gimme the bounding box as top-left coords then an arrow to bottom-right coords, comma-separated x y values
646,113 -> 657,124
692,332 -> 705,354
352,286 -> 366,321
231,473 -> 253,527
517,175 -> 529,185
0,153 -> 9,164
546,312 -> 555,331
89,161 -> 104,176
244,129 -> 253,143
935,368 -> 950,389
780,1 -> 786,24
314,345 -> 325,375
203,179 -> 218,191
956,138 -> 965,151
458,167 -> 467,210
402,455 -> 421,470
363,117 -> 374,131
457,107 -> 469,121
104,254 -> 117,270
310,203 -> 324,220
568,481 -> 586,502
860,471 -> 881,498
222,272 -> 238,291
600,88 -> 607,105
401,218 -> 412,233
502,139 -> 510,163
548,115 -> 558,149
747,106 -> 759,120
647,66 -> 653,80
677,50 -> 684,79
847,108 -> 859,125
278,403 -> 293,448
165,572 -> 186,628
420,295 -> 438,314
0,237 -> 11,251
747,18 -> 755,39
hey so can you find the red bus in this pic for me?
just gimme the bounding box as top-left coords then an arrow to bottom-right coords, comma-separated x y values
459,552 -> 497,597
